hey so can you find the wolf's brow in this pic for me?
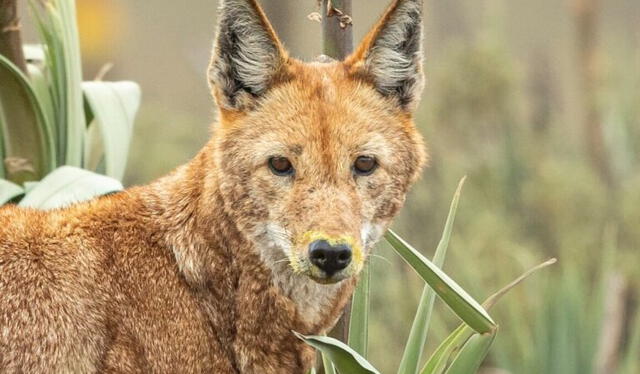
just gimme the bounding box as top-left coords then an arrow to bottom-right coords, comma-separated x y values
288,144 -> 303,155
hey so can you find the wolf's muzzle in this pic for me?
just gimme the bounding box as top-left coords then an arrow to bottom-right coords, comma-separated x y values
308,239 -> 352,276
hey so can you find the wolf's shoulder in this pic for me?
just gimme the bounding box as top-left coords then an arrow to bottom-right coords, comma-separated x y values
0,196 -> 130,274
0,204 -> 49,248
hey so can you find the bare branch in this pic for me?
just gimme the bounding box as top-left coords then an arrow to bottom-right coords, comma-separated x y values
321,0 -> 353,59
0,0 -> 28,73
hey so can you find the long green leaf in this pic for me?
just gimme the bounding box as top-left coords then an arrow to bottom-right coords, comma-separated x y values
385,230 -> 496,334
444,332 -> 496,374
19,166 -> 122,210
0,101 -> 6,178
57,0 -> 85,166
348,263 -> 370,358
0,54 -> 55,183
421,258 -> 556,374
294,333 -> 381,374
25,44 -> 57,157
84,121 -> 104,172
398,177 -> 466,374
27,63 -> 56,140
420,325 -> 471,374
82,81 -> 141,180
322,352 -> 337,374
23,181 -> 40,194
0,179 -> 24,205
30,0 -> 67,163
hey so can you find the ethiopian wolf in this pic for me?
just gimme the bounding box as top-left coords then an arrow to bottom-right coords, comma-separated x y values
0,0 -> 426,372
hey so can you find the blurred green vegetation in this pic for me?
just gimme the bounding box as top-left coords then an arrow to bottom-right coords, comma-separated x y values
13,0 -> 638,372
368,19 -> 639,374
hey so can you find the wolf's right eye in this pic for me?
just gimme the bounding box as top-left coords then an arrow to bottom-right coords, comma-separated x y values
353,156 -> 378,176
268,157 -> 294,176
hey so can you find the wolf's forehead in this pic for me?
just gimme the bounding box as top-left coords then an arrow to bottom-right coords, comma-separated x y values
288,63 -> 346,100
240,62 -> 397,150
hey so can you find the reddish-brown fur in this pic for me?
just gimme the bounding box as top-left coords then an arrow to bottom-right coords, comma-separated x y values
0,0 -> 426,372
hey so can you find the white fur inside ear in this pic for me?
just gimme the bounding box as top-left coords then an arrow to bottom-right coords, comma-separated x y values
228,13 -> 278,95
365,0 -> 424,108
209,0 -> 282,109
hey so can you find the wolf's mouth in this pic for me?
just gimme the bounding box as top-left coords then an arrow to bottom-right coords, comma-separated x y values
307,271 -> 351,284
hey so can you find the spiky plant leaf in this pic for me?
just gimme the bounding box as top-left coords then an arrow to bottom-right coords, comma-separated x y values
56,0 -> 85,166
348,263 -> 371,358
294,332 -> 381,374
421,258 -> 556,374
444,332 -> 497,374
0,179 -> 24,205
19,166 -> 122,210
398,177 -> 466,374
323,352 -> 337,374
0,54 -> 55,183
385,230 -> 496,334
82,81 -> 141,180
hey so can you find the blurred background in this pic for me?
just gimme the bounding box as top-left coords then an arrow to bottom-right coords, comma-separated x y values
18,0 -> 640,372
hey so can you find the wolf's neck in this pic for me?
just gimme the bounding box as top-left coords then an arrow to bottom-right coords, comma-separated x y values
142,146 -> 243,287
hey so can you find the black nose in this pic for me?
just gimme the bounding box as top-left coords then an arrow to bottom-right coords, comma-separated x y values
308,240 -> 352,276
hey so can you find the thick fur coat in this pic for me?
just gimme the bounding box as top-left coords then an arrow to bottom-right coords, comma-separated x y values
0,0 -> 427,372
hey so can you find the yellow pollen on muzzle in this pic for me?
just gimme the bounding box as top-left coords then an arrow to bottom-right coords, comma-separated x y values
298,231 -> 364,268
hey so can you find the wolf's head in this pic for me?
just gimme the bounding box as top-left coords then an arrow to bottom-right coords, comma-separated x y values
209,0 -> 426,284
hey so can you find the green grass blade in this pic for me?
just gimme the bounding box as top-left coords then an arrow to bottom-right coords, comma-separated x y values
0,54 -> 55,183
0,179 -> 25,205
483,258 -> 557,310
444,332 -> 497,374
82,81 -> 141,180
385,230 -> 495,334
19,166 -> 122,210
398,177 -> 466,374
294,332 -> 381,374
348,263 -> 370,358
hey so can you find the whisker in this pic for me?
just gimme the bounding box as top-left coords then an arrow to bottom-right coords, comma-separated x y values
267,232 -> 294,242
273,257 -> 291,265
368,254 -> 391,266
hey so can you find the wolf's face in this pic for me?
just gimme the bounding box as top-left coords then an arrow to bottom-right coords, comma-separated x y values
210,0 -> 426,284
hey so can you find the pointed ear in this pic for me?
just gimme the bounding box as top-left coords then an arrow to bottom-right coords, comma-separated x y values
345,0 -> 424,111
208,0 -> 288,110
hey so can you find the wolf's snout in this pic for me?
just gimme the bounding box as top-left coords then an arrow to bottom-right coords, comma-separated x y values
308,240 -> 352,276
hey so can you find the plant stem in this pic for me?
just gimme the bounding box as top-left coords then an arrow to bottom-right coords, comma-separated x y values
321,0 -> 354,346
321,0 -> 353,60
0,0 -> 28,73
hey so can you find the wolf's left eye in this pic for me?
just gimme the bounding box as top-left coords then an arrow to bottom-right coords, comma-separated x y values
353,156 -> 378,176
268,157 -> 294,176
